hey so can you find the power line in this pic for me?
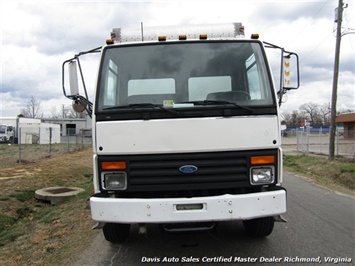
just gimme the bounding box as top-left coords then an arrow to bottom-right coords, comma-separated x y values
286,0 -> 330,47
298,31 -> 334,65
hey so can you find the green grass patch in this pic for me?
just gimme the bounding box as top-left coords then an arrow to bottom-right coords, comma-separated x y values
34,207 -> 58,224
0,196 -> 11,201
339,164 -> 355,174
0,227 -> 25,247
0,214 -> 17,231
11,190 -> 36,203
0,215 -> 20,247
284,155 -> 355,193
16,207 -> 34,219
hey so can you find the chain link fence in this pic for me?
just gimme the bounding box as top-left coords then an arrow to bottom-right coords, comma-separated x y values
282,128 -> 355,159
1,126 -> 92,164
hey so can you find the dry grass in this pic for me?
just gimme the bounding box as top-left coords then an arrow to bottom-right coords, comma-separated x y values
284,155 -> 355,196
0,144 -> 95,266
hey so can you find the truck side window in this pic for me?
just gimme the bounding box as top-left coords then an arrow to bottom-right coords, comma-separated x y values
0,126 -> 6,134
245,52 -> 273,104
103,60 -> 118,106
246,54 -> 262,100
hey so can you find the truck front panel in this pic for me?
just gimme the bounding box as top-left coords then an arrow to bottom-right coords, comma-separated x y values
95,116 -> 280,155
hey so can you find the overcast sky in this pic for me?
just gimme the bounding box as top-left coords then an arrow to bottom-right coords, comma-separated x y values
1,0 -> 354,118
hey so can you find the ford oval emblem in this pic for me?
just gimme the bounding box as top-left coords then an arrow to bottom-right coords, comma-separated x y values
179,165 -> 198,174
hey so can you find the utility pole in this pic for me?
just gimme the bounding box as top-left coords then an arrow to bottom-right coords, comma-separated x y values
329,0 -> 343,160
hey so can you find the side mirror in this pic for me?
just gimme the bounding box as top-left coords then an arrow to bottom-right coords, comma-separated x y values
282,52 -> 299,90
69,61 -> 79,96
72,100 -> 86,113
62,47 -> 101,118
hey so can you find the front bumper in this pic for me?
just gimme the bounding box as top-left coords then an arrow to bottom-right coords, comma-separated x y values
90,189 -> 286,224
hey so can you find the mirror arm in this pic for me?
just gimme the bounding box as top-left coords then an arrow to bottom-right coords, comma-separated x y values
72,95 -> 93,118
76,56 -> 90,101
264,41 -> 300,107
62,46 -> 101,118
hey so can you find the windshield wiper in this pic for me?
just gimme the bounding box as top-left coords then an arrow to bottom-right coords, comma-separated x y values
103,103 -> 158,110
103,101 -> 253,114
103,103 -> 180,115
176,100 -> 253,112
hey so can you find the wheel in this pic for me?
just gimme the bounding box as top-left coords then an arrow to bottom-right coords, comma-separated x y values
243,217 -> 274,237
103,223 -> 131,243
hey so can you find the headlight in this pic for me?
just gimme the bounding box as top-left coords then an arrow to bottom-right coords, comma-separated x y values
250,166 -> 274,185
102,172 -> 127,190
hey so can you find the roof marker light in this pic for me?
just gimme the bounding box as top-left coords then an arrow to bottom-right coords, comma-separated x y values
199,34 -> 208,40
106,39 -> 114,45
179,34 -> 187,40
251,33 -> 259,39
158,36 -> 167,41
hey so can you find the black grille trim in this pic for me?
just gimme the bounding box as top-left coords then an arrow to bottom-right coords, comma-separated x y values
98,149 -> 278,192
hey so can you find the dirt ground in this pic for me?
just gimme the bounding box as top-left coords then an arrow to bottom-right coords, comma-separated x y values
0,144 -> 95,265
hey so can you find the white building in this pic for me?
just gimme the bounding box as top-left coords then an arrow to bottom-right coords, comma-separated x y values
42,115 -> 92,137
0,117 -> 61,144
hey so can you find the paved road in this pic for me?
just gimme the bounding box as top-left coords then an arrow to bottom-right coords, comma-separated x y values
71,171 -> 354,266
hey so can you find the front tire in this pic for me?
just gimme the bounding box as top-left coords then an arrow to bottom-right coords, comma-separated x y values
103,223 -> 131,243
243,217 -> 274,237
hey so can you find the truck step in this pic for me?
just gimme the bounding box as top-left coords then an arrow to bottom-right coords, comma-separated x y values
162,222 -> 215,233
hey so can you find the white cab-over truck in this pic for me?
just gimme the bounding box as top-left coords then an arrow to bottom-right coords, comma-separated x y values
62,23 -> 299,243
0,124 -> 15,143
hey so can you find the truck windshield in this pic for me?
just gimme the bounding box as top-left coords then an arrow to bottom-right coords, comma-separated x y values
96,41 -> 275,116
0,125 -> 6,134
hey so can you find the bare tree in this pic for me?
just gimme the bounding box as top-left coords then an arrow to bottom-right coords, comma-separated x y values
299,102 -> 322,126
283,102 -> 353,128
319,103 -> 331,126
49,104 -> 70,119
50,106 -> 59,119
281,112 -> 292,125
60,104 -> 71,118
21,96 -> 43,118
50,104 -> 86,119
282,110 -> 308,127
